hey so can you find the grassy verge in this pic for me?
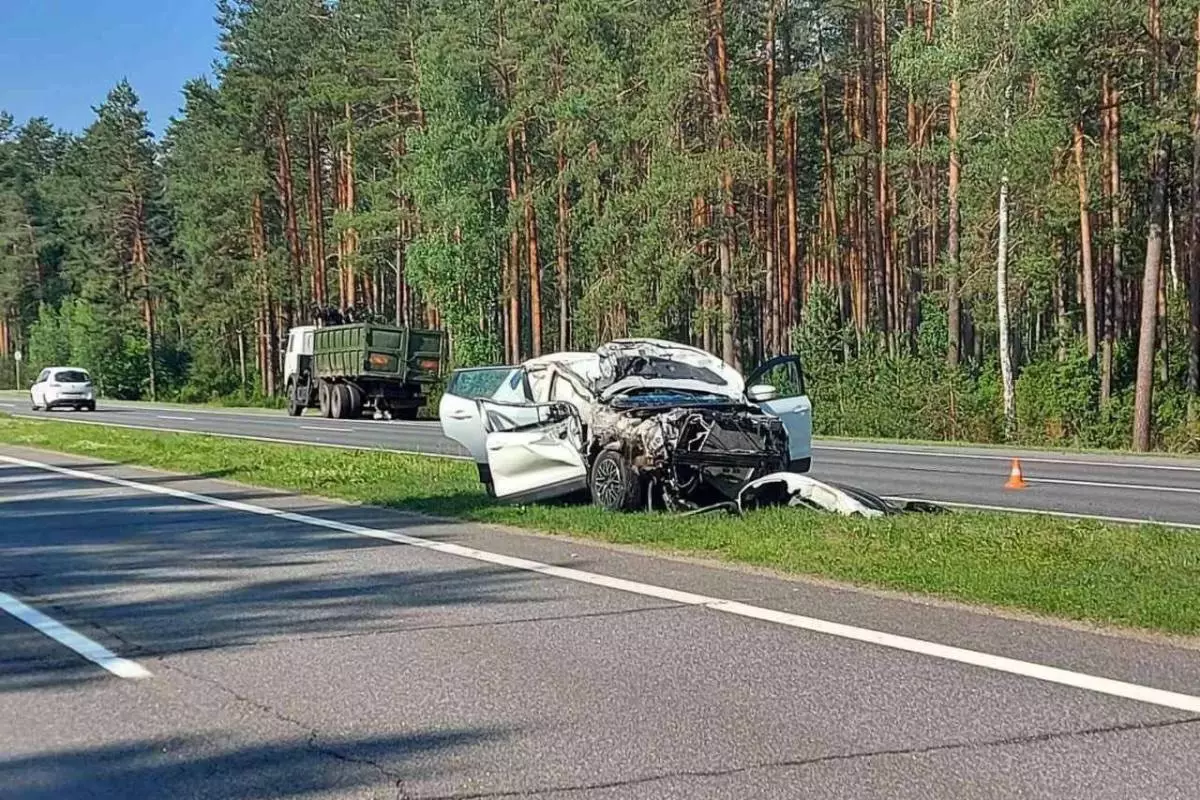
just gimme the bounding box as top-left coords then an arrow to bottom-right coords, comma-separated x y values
1,414 -> 1198,636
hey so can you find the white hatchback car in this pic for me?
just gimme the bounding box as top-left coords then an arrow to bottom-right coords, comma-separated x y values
30,367 -> 97,412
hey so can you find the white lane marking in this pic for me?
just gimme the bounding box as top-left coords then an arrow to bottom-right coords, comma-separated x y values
3,414 -> 471,461
1027,477 -> 1200,495
157,415 -> 196,422
884,497 -> 1200,531
815,444 -> 1200,473
0,590 -> 151,679
302,425 -> 353,433
3,454 -> 1199,714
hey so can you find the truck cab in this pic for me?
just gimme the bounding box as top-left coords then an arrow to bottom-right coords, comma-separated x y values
283,325 -> 316,390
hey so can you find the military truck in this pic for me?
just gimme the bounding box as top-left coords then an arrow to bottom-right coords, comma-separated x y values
283,322 -> 447,420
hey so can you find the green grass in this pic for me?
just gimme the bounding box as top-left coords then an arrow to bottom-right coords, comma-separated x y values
2,414 -> 1198,636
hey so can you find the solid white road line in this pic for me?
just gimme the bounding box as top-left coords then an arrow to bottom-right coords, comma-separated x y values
4,453 -> 1200,714
3,414 -> 471,460
302,425 -> 353,433
883,496 -> 1200,531
1027,477 -> 1200,495
157,415 -> 196,421
815,443 -> 1200,473
0,590 -> 151,679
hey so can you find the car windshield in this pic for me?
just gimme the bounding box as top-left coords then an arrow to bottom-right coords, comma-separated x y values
55,370 -> 90,383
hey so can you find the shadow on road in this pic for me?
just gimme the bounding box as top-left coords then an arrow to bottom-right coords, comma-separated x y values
0,464 -> 586,694
0,728 -> 510,799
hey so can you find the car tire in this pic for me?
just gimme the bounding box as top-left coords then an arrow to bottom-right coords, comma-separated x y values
589,450 -> 644,512
331,384 -> 350,419
84,402 -> 95,412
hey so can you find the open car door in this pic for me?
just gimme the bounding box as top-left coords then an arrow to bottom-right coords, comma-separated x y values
440,366 -> 540,491
744,355 -> 813,472
479,400 -> 588,503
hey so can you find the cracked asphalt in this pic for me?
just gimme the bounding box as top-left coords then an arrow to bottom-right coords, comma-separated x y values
2,447 -> 1200,799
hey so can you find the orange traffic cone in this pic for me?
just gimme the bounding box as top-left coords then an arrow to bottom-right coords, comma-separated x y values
1004,458 -> 1028,490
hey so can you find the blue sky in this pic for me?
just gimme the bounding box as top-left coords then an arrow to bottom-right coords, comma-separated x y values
0,0 -> 220,137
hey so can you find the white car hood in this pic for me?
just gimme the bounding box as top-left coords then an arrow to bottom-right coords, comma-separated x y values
594,339 -> 745,403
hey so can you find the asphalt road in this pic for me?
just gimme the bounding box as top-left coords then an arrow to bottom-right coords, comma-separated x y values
2,447 -> 1199,799
3,392 -> 1199,527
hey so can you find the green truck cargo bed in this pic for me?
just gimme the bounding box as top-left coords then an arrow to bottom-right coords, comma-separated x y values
312,323 -> 446,384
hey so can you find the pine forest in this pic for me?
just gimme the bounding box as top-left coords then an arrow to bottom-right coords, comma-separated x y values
2,0 -> 1200,452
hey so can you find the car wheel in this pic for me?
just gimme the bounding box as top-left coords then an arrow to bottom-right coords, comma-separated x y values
589,450 -> 644,512
85,402 -> 95,412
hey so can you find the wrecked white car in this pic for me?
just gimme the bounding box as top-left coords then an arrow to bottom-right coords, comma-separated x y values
439,339 -> 812,511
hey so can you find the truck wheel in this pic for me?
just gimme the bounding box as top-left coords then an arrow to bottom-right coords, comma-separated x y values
346,384 -> 363,418
318,381 -> 332,418
286,380 -> 304,417
589,451 -> 644,512
331,384 -> 351,419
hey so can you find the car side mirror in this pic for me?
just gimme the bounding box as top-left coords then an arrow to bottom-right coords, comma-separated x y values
747,384 -> 779,403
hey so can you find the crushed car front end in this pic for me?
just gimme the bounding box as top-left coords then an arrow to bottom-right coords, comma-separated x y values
588,394 -> 790,511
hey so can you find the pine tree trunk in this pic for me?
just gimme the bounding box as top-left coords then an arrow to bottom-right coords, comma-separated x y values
998,167 -> 1015,436
506,127 -> 522,362
785,112 -> 799,333
862,5 -> 888,336
1133,138 -> 1170,450
997,0 -> 1015,436
709,0 -> 737,367
306,111 -> 327,306
556,141 -> 570,352
1188,8 -> 1200,404
1106,75 -> 1123,398
400,221 -> 410,326
251,193 -> 276,395
132,196 -> 156,401
341,102 -> 358,309
1073,120 -> 1098,359
764,1 -> 779,356
520,126 -> 543,357
819,82 -> 839,297
947,74 -> 962,365
276,111 -> 303,325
